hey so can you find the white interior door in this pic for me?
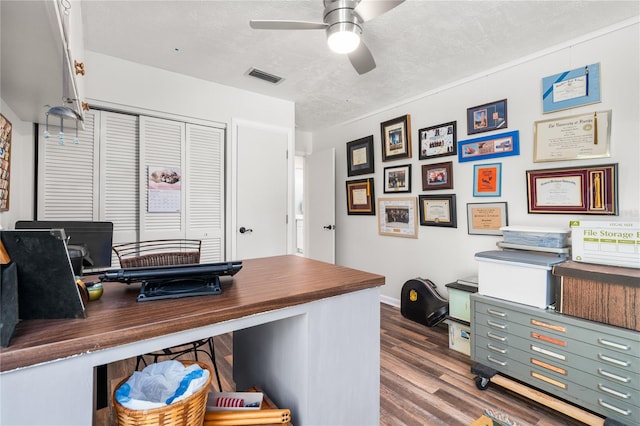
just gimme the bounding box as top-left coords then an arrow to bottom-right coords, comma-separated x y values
235,123 -> 290,260
304,148 -> 335,263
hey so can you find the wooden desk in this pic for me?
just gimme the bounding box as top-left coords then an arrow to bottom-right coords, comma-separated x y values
0,255 -> 384,425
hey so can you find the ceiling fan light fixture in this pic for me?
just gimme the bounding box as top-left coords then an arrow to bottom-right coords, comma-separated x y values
327,23 -> 361,54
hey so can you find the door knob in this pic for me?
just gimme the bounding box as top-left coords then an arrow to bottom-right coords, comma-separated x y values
323,225 -> 335,230
239,226 -> 253,234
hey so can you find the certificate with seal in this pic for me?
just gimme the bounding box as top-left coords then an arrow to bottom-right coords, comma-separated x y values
534,110 -> 611,162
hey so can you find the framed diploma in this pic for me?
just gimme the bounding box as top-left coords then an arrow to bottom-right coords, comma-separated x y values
346,178 -> 375,215
346,135 -> 374,176
378,197 -> 418,238
534,110 -> 611,162
526,164 -> 618,215
418,194 -> 457,228
466,202 -> 508,235
542,63 -> 601,113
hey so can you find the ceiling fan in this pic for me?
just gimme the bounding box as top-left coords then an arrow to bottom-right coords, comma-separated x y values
249,0 -> 405,75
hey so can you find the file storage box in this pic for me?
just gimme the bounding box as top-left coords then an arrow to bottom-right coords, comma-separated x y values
445,281 -> 477,323
500,225 -> 570,248
570,220 -> 640,269
445,319 -> 471,356
475,250 -> 567,309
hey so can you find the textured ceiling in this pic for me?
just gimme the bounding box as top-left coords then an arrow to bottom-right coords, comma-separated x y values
81,1 -> 639,132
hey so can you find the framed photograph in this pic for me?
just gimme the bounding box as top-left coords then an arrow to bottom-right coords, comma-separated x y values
380,114 -> 411,161
467,202 -> 508,235
526,163 -> 618,215
384,164 -> 411,193
542,63 -> 601,114
378,197 -> 418,238
0,113 -> 12,212
458,130 -> 519,163
346,178 -> 375,215
473,163 -> 502,197
466,99 -> 507,134
346,135 -> 375,176
534,110 -> 611,162
421,161 -> 453,191
418,194 -> 457,228
418,121 -> 457,159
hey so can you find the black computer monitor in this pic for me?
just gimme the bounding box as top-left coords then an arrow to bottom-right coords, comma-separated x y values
15,221 -> 114,270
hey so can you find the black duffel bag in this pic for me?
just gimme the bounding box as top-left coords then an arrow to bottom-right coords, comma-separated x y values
400,278 -> 448,327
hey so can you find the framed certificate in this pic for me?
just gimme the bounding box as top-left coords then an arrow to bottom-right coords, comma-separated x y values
526,164 -> 618,215
466,202 -> 508,235
418,194 -> 457,228
346,135 -> 374,176
346,178 -> 375,215
542,63 -> 601,113
534,110 -> 611,162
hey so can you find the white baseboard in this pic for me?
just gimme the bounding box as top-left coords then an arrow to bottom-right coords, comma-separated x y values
379,294 -> 400,308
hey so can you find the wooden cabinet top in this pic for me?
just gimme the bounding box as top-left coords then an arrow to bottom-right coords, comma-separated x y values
0,255 -> 384,372
552,260 -> 640,287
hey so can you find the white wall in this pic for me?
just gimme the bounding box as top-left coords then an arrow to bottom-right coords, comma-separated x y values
311,20 -> 640,303
1,51 -> 295,230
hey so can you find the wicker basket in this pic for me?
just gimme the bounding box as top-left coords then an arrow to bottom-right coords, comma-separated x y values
112,360 -> 213,426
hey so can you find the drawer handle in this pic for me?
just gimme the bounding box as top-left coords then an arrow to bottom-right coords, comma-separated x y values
598,384 -> 630,399
598,338 -> 630,351
487,308 -> 507,317
597,399 -> 631,416
487,320 -> 507,330
487,332 -> 507,342
598,369 -> 631,384
487,344 -> 507,354
598,353 -> 631,367
487,355 -> 507,366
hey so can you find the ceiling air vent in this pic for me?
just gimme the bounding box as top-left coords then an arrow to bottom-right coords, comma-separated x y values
247,67 -> 283,84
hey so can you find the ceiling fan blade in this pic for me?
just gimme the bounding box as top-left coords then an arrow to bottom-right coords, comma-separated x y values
249,20 -> 328,30
353,0 -> 405,22
348,41 -> 376,75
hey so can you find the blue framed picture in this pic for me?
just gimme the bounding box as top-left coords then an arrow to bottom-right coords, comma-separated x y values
458,130 -> 520,163
473,163 -> 502,197
542,63 -> 601,114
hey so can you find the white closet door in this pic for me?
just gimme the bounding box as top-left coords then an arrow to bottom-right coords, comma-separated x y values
38,111 -> 99,220
99,111 -> 139,246
186,124 -> 225,263
139,116 -> 185,240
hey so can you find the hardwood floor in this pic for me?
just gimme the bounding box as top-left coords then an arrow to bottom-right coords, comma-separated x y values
100,302 -> 590,425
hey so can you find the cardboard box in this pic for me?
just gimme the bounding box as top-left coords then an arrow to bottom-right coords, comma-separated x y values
570,220 -> 640,269
475,250 -> 566,309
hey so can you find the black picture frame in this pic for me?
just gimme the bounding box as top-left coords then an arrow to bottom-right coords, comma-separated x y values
418,194 -> 457,227
418,121 -> 457,159
346,135 -> 375,176
383,164 -> 411,193
466,99 -> 508,135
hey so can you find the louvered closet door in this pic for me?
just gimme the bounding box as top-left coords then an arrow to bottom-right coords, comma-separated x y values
139,116 -> 186,240
38,111 -> 99,219
186,124 -> 225,263
98,111 -> 139,248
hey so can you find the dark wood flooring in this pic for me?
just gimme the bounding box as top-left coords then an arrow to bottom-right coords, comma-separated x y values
99,302 -> 592,425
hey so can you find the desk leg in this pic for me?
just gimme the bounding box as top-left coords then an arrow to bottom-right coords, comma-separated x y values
233,287 -> 380,426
